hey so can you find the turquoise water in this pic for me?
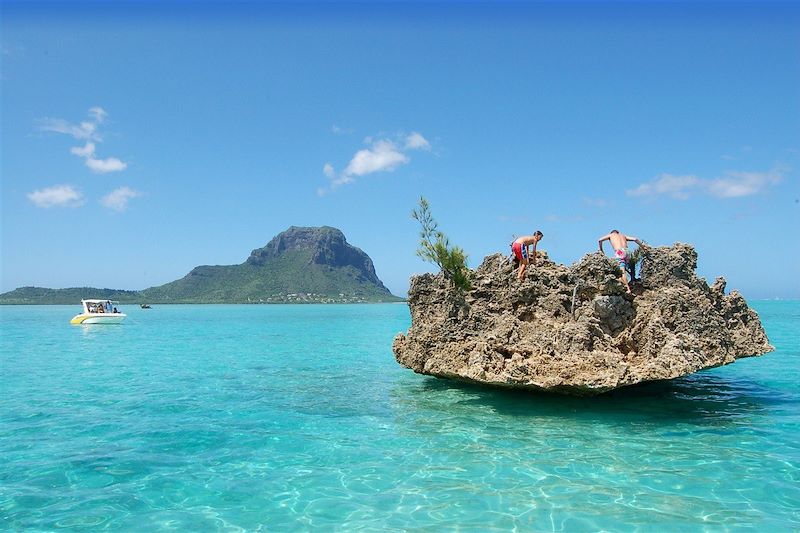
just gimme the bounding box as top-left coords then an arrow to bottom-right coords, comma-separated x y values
1,302 -> 798,531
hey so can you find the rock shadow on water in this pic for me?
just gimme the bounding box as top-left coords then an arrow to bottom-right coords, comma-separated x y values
399,370 -> 790,427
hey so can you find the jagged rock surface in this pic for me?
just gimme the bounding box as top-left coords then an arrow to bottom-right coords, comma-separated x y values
393,244 -> 772,395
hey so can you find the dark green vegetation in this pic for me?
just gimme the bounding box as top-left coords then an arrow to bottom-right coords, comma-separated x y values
625,244 -> 646,282
411,197 -> 470,291
0,286 -> 140,305
0,227 -> 401,304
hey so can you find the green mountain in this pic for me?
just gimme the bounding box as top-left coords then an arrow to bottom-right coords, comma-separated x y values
0,226 -> 401,304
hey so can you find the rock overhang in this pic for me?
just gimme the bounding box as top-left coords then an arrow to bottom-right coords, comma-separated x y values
393,243 -> 773,396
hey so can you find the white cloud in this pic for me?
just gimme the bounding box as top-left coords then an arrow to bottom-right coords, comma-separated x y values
320,131 -> 431,194
343,139 -> 409,177
628,169 -> 783,200
70,141 -> 127,173
27,185 -> 84,208
70,142 -> 96,157
40,107 -> 128,173
85,156 -> 127,173
405,132 -> 431,151
707,170 -> 782,198
88,106 -> 107,123
627,174 -> 702,200
332,175 -> 354,187
316,174 -> 355,196
101,186 -> 140,211
39,117 -> 100,141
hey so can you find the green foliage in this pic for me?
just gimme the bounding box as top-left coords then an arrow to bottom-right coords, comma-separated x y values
411,197 -> 471,291
625,244 -> 646,281
0,286 -> 140,305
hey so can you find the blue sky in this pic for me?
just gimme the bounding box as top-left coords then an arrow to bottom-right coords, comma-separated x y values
2,1 -> 799,299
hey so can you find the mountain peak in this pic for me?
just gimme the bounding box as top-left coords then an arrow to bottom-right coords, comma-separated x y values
246,226 -> 344,263
245,225 -> 388,290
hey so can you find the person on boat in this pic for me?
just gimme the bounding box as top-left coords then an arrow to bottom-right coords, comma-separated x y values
511,231 -> 544,281
598,229 -> 643,294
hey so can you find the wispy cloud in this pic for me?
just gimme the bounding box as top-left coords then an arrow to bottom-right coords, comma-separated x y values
627,169 -> 783,200
706,169 -> 783,198
320,131 -> 431,195
545,213 -> 584,223
101,187 -> 141,212
405,132 -> 431,151
88,106 -> 107,123
39,117 -> 101,141
86,156 -> 127,173
70,141 -> 128,173
27,185 -> 84,208
70,142 -> 96,158
627,174 -> 701,200
331,124 -> 353,135
39,107 -> 128,173
582,197 -> 610,208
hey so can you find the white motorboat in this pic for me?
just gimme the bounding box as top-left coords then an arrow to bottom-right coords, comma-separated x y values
70,299 -> 126,324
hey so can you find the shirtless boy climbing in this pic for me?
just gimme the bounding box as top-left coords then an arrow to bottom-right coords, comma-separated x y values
511,231 -> 543,281
598,230 -> 643,294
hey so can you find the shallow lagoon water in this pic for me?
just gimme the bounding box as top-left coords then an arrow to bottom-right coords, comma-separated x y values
1,302 -> 798,531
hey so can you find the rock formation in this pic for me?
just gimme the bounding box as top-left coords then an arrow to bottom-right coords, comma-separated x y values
393,244 -> 772,395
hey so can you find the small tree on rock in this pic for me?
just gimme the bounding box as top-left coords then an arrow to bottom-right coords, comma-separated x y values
412,197 -> 471,291
625,243 -> 647,282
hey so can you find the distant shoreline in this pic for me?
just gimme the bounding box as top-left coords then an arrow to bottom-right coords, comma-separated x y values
0,299 -> 406,306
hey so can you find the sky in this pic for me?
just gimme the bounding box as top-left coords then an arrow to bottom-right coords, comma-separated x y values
2,1 -> 799,299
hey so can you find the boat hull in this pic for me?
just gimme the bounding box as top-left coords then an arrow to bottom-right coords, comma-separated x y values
70,314 -> 126,324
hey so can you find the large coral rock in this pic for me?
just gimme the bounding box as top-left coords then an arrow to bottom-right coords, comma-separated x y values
393,244 -> 772,395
